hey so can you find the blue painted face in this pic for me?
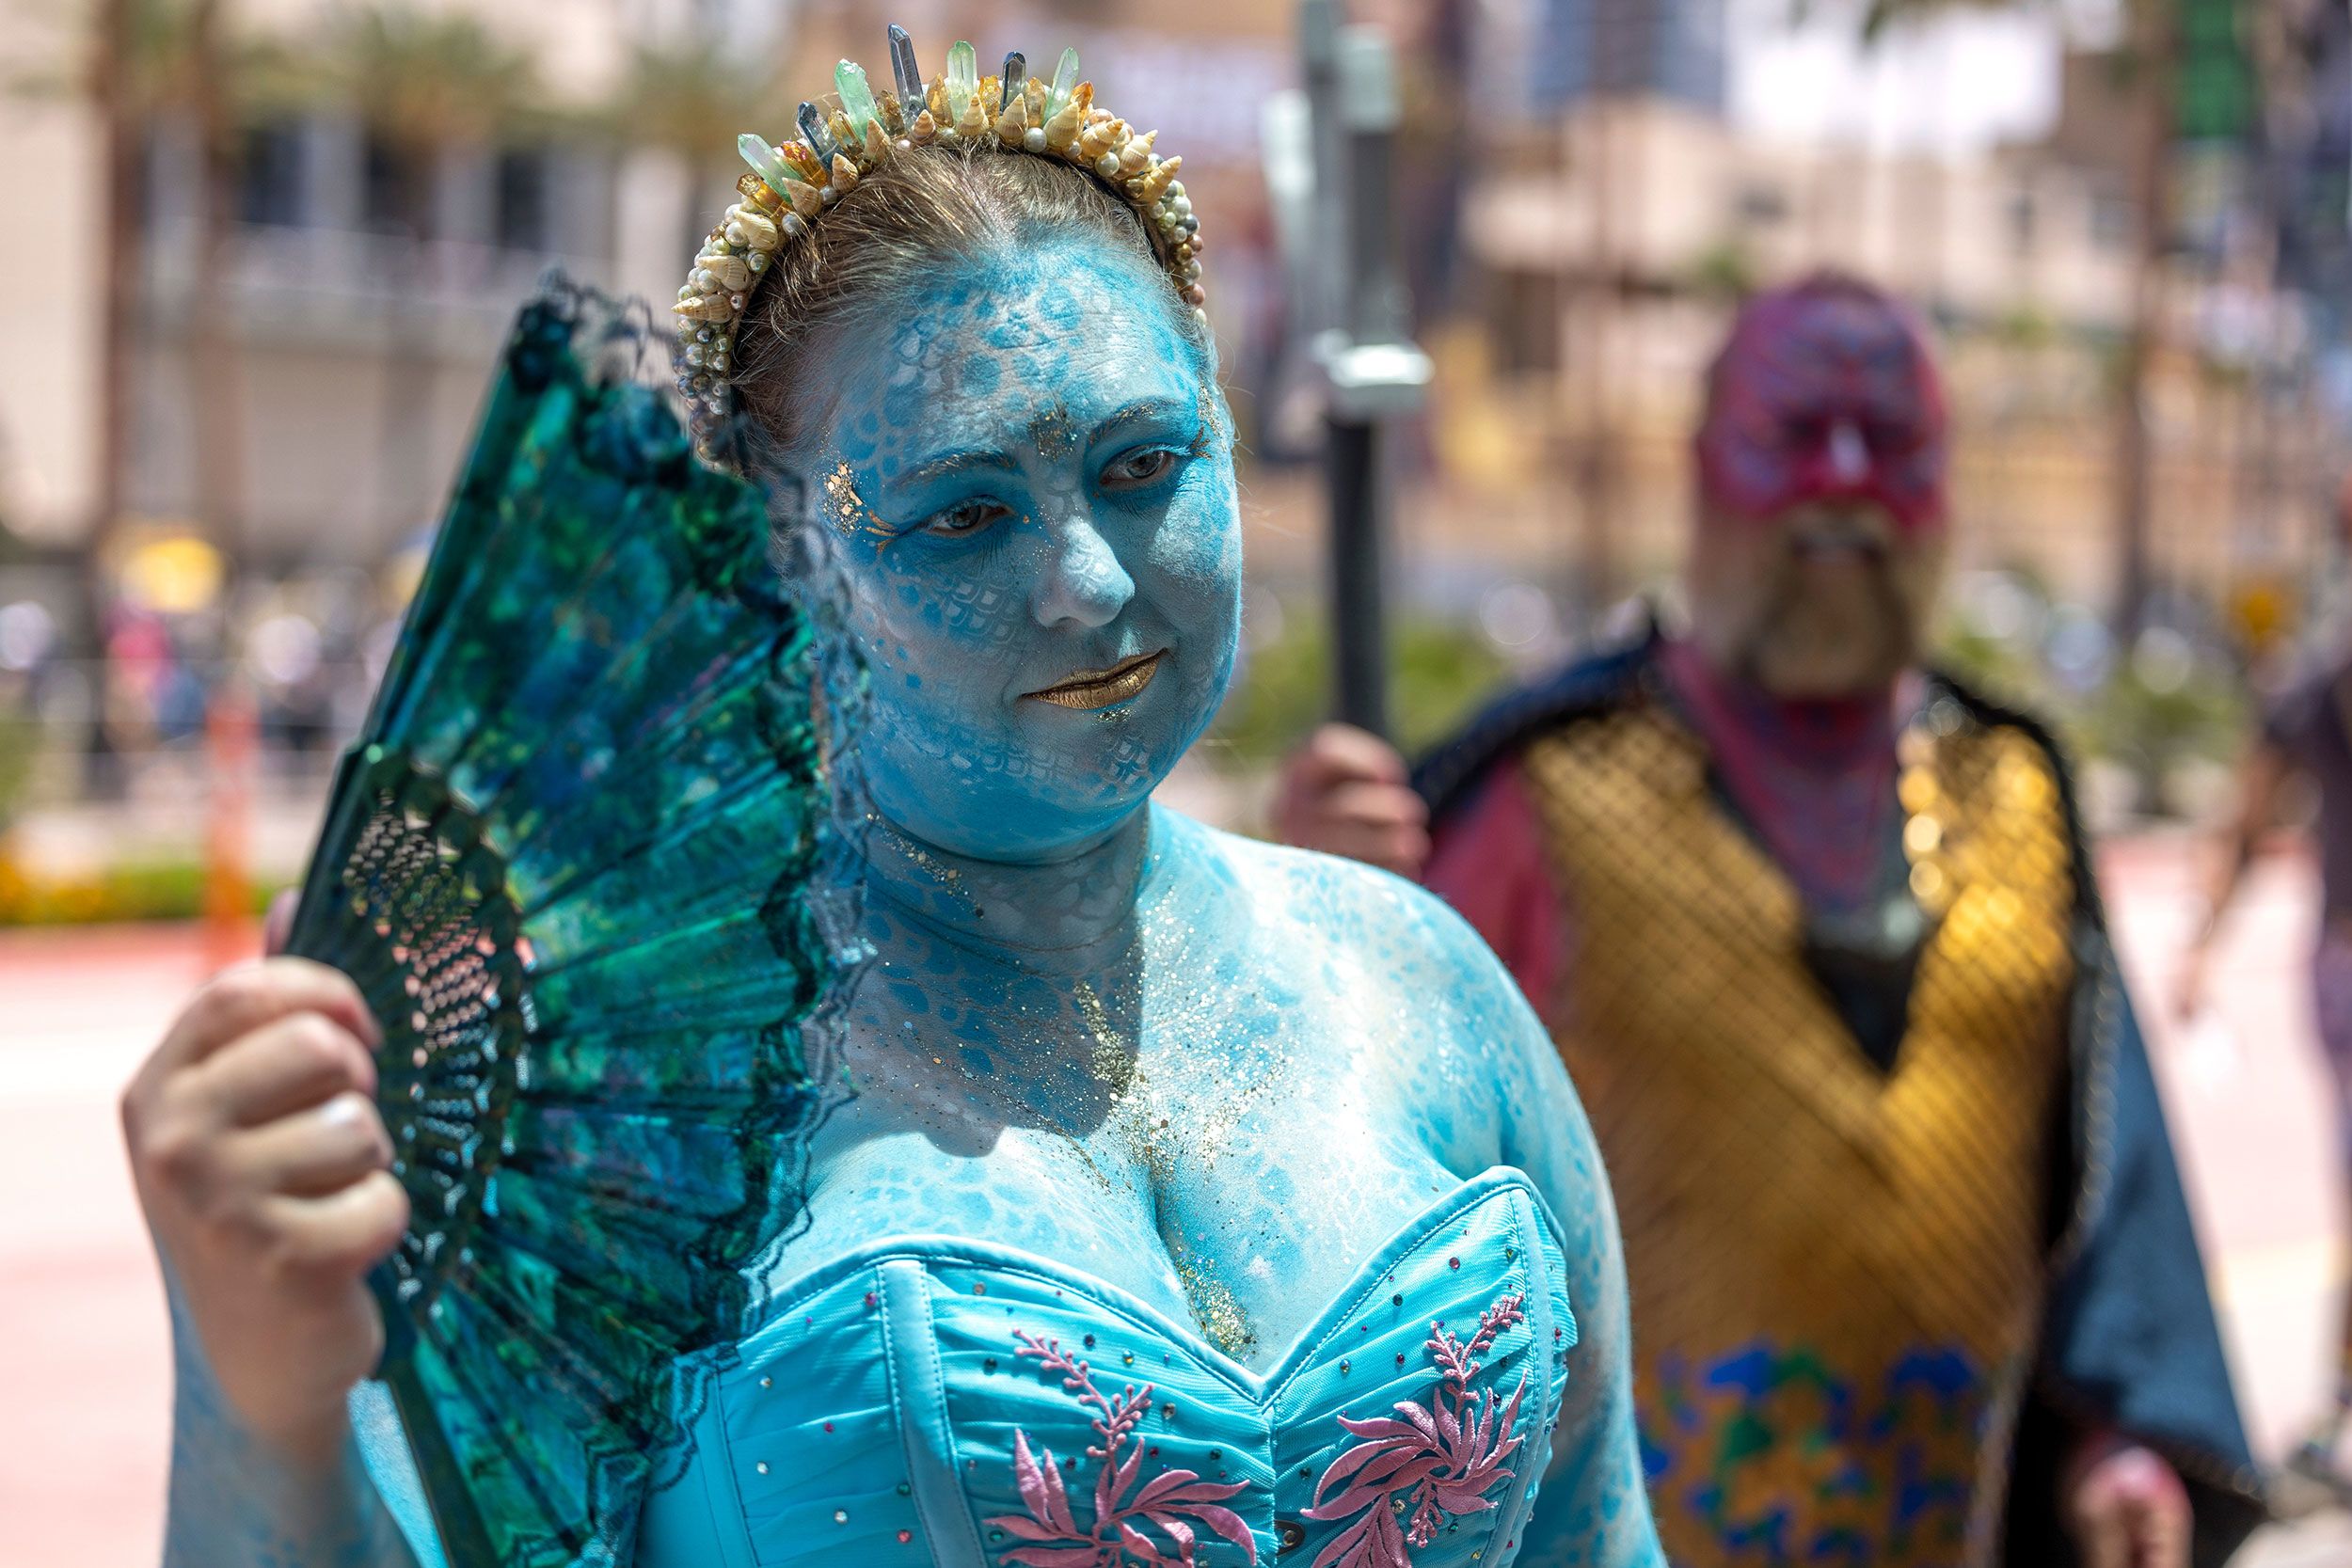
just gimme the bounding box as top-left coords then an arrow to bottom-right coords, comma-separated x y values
802,239 -> 1241,862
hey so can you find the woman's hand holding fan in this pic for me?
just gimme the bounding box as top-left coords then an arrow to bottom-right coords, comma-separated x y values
125,290 -> 866,1568
122,957 -> 405,1457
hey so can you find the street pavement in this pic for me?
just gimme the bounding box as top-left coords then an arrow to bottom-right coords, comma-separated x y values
4,834 -> 2351,1564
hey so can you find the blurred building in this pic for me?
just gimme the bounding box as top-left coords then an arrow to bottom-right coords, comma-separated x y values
0,0 -> 1288,578
1524,0 -> 1725,115
1398,13 -> 2344,632
7,0 -> 2345,674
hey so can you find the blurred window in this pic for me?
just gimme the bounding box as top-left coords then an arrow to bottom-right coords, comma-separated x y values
2007,187 -> 2036,256
239,121 -> 307,229
363,139 -> 431,235
2089,187 -> 2136,253
495,149 -> 554,253
1486,270 -> 1562,375
1735,182 -> 1788,228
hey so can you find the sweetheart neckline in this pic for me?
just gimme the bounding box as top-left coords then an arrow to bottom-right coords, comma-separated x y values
746,1165 -> 1562,1396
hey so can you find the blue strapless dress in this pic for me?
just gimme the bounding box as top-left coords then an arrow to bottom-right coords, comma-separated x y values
368,1167 -> 1577,1568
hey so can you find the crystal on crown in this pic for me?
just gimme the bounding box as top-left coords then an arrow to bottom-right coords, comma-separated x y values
675,26 -> 1207,460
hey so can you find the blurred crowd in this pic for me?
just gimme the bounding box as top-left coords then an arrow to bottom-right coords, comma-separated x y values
4,0 -> 2352,889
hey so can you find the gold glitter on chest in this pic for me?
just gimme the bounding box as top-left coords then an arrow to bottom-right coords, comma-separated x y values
1002,967 -> 1287,1358
1171,1250 -> 1260,1361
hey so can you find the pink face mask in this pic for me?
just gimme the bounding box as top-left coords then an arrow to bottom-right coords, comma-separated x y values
1693,279 -> 1949,535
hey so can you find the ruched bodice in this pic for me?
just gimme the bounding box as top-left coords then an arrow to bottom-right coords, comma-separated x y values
637,1167 -> 1577,1567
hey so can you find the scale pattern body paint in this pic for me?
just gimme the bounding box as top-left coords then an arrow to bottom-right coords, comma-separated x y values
624,241 -> 1663,1568
270,240 -> 1664,1568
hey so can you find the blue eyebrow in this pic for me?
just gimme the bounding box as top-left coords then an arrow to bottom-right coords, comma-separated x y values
888,398 -> 1197,495
890,450 -> 1021,493
1089,398 -> 1194,447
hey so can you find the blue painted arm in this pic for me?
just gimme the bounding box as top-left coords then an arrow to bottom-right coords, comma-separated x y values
1406,898 -> 1664,1568
1501,1033 -> 1665,1568
1496,1010 -> 1665,1560
159,1294 -> 421,1568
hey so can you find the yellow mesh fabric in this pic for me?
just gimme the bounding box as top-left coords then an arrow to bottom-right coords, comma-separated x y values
1520,699 -> 2074,1567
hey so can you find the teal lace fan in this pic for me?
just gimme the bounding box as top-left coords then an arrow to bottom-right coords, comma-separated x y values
284,287 -> 862,1566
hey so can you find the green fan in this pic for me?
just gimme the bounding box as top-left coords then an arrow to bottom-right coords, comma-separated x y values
284,287 -> 863,1566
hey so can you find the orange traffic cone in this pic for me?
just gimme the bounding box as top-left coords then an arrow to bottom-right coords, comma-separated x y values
201,682 -> 256,974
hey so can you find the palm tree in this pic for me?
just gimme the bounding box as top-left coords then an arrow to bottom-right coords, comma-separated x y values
91,0 -> 139,578
322,4 -> 535,229
58,0 -> 262,787
1842,0 -> 2177,637
183,0 -> 246,566
314,5 -> 534,535
615,35 -> 791,171
2110,3 -> 2175,641
612,34 -> 795,263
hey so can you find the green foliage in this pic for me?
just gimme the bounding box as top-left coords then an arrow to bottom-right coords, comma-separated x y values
0,852 -> 287,927
0,715 -> 37,834
1205,611 -> 1513,769
614,38 -> 792,159
1933,618 -> 2069,733
1847,0 -> 2044,46
320,4 -> 538,154
1935,572 -> 2250,816
1990,303 -> 2058,351
1688,239 -> 1758,303
2080,652 -> 2247,784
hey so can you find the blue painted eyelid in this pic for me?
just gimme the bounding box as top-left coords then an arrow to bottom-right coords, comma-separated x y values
890,451 -> 1191,543
1091,445 -> 1193,499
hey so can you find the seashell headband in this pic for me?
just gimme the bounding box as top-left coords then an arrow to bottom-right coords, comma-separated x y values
675,25 -> 1208,457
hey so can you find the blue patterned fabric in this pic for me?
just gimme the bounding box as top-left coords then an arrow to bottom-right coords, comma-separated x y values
634,1167 -> 1575,1567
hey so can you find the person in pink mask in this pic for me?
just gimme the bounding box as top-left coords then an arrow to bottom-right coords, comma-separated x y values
1278,274 -> 2265,1567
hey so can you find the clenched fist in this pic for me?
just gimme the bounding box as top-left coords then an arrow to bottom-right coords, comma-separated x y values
2063,1435 -> 2191,1568
1272,722 -> 1430,879
123,956 -> 405,1460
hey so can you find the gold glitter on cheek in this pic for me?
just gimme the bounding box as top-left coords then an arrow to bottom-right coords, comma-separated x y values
823,461 -> 863,535
823,461 -> 894,542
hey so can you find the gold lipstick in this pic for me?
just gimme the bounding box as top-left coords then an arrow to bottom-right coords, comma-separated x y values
1025,650 -> 1167,710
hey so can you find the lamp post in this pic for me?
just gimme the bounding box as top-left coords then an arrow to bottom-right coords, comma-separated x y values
1279,0 -> 1432,740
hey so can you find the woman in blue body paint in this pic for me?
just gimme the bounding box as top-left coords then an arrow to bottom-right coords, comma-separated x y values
122,61 -> 1662,1568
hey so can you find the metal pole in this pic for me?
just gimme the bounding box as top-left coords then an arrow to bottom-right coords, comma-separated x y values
1313,17 -> 1431,740
1325,419 -> 1386,735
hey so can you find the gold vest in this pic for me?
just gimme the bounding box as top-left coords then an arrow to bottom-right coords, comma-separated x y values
1519,696 -> 2074,1567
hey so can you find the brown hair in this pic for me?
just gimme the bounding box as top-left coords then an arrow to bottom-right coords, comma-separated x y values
728,143 -> 1214,479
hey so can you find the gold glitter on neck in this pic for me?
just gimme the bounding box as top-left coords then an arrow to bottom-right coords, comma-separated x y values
869,815 -> 979,915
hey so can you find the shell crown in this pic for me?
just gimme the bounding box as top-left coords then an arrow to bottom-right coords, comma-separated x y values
675,27 -> 1208,458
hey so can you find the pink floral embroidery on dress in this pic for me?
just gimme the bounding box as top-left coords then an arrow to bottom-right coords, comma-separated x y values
1299,1292 -> 1530,1568
984,1330 -> 1259,1567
